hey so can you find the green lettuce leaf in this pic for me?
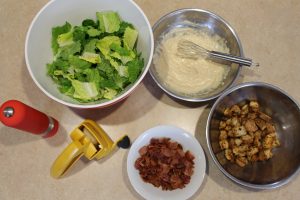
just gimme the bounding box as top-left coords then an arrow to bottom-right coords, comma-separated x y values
56,41 -> 81,60
127,56 -> 144,83
83,39 -> 98,53
97,58 -> 115,78
123,26 -> 138,50
83,68 -> 102,84
87,27 -> 101,37
97,11 -> 121,33
96,36 -> 121,57
79,52 -> 101,64
72,80 -> 99,101
57,31 -> 73,47
103,88 -> 118,99
82,19 -> 98,28
110,43 -> 136,64
51,22 -> 72,54
68,55 -> 91,70
73,26 -> 86,46
115,21 -> 134,37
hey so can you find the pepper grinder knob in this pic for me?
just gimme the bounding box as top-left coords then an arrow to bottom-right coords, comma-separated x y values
3,107 -> 14,118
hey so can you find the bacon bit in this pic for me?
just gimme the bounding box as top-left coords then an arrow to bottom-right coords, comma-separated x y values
161,147 -> 173,157
168,141 -> 179,149
185,151 -> 195,161
138,146 -> 148,156
170,157 -> 179,165
135,137 -> 195,191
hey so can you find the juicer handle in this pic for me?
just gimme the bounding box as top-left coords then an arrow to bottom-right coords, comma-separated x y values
50,141 -> 84,178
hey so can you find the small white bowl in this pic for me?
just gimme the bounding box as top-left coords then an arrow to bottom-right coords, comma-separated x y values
25,0 -> 154,108
127,125 -> 206,200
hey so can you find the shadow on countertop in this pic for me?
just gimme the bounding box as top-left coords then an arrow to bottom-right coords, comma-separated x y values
143,73 -> 211,109
122,150 -> 144,200
55,156 -> 92,179
69,99 -> 125,121
0,122 -> 68,148
69,74 -> 162,124
0,126 -> 40,145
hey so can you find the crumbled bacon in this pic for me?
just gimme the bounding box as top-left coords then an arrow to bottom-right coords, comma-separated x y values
134,137 -> 195,191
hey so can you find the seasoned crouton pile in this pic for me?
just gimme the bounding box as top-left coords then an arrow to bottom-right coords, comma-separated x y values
218,100 -> 280,167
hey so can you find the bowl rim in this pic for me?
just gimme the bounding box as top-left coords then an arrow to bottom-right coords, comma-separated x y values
149,8 -> 243,102
24,0 -> 154,109
206,81 -> 300,189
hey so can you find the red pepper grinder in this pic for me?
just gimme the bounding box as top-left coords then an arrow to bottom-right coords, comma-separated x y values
0,100 -> 59,138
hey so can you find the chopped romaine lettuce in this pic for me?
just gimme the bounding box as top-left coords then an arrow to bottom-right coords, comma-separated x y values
79,52 -> 101,64
127,56 -> 144,83
57,31 -> 73,47
115,65 -> 129,78
51,22 -> 72,54
96,11 -> 121,33
82,19 -> 98,28
68,55 -> 92,70
96,36 -> 121,57
55,41 -> 81,60
83,39 -> 98,53
123,26 -> 138,49
86,28 -> 101,37
72,80 -> 99,101
72,26 -> 86,45
47,11 -> 144,102
103,88 -> 118,100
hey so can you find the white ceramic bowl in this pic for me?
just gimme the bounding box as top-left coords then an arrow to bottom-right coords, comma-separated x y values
25,0 -> 154,108
127,125 -> 206,200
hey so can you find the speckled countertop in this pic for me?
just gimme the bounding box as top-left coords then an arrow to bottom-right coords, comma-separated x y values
1,0 -> 300,199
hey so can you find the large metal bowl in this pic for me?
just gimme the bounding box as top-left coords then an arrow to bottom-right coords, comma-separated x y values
150,8 -> 243,102
206,82 -> 300,189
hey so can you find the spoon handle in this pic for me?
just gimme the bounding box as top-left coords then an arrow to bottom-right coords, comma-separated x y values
210,51 -> 259,67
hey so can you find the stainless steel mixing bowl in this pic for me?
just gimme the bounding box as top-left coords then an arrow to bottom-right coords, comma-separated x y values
150,8 -> 243,102
206,82 -> 300,189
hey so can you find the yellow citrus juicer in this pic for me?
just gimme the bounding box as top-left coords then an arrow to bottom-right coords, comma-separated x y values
50,119 -> 130,178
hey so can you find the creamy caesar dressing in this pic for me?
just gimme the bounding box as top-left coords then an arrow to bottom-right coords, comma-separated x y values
153,27 -> 230,96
